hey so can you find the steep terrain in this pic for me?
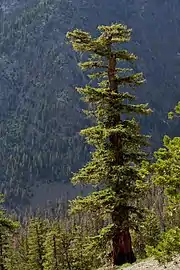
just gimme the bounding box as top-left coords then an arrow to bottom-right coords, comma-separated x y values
0,0 -> 180,209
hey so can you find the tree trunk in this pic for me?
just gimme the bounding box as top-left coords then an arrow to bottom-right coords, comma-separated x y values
112,228 -> 136,266
108,48 -> 136,267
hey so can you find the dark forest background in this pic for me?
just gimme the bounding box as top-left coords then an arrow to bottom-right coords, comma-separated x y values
0,0 -> 180,211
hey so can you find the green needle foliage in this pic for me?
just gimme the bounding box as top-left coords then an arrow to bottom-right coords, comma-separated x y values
151,135 -> 180,205
26,218 -> 47,270
66,23 -> 151,266
0,195 -> 19,270
142,135 -> 180,218
168,101 -> 180,119
146,227 -> 180,264
143,134 -> 180,264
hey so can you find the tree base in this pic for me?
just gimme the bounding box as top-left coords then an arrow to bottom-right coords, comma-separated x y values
112,229 -> 136,266
113,251 -> 136,266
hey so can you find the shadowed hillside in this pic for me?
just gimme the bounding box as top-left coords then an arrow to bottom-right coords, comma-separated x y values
0,0 -> 180,209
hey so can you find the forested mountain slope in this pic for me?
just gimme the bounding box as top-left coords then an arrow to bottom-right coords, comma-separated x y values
0,0 -> 180,209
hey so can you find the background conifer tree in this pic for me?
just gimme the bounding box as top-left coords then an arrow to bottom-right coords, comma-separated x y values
0,195 -> 19,270
43,225 -> 60,270
67,23 -> 151,266
143,134 -> 180,263
43,222 -> 72,270
27,218 -> 47,270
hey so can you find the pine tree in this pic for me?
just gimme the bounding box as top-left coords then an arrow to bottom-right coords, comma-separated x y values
43,222 -> 76,270
5,227 -> 29,270
145,136 -> 180,263
43,227 -> 60,270
143,135 -> 180,229
43,223 -> 69,270
26,218 -> 47,270
66,23 -> 151,266
4,238 -> 20,270
0,195 -> 19,270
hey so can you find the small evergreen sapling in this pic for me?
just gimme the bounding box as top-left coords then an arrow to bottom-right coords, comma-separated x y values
67,23 -> 151,266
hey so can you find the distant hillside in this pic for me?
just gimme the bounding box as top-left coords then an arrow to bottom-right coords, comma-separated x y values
0,0 -> 180,209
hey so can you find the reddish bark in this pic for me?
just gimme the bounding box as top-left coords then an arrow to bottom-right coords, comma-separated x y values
112,228 -> 136,266
107,44 -> 136,267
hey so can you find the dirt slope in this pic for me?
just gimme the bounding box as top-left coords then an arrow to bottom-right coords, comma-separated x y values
123,258 -> 180,270
99,258 -> 180,270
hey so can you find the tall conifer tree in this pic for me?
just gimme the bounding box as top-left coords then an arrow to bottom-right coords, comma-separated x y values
67,23 -> 151,266
27,218 -> 46,270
